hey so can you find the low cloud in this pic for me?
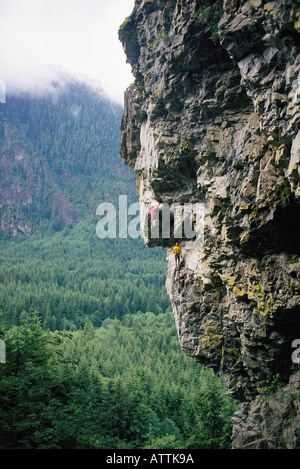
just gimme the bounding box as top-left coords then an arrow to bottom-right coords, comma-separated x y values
0,0 -> 134,104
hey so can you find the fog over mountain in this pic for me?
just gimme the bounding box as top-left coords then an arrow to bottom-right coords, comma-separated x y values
0,0 -> 134,104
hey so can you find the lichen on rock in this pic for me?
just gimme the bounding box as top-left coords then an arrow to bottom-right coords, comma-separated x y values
119,0 -> 300,448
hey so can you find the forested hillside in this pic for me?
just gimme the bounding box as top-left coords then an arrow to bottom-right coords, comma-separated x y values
0,82 -> 237,449
0,82 -> 170,329
0,310 -> 237,449
0,81 -> 135,237
0,215 -> 170,329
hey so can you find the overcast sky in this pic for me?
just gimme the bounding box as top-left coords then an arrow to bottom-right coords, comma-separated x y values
0,0 -> 135,104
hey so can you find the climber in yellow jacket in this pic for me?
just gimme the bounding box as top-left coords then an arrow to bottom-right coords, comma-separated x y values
173,242 -> 182,271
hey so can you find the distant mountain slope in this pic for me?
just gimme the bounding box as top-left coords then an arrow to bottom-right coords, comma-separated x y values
0,81 -> 136,237
0,215 -> 171,329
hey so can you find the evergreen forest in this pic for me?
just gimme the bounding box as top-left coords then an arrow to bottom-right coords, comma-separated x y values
0,82 -> 237,450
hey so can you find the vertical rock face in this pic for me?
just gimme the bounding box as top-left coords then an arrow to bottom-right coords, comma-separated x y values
119,0 -> 300,448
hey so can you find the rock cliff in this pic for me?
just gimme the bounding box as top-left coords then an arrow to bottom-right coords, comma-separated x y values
119,0 -> 300,448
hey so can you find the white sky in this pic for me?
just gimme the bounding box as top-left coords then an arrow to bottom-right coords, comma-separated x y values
0,0 -> 135,104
